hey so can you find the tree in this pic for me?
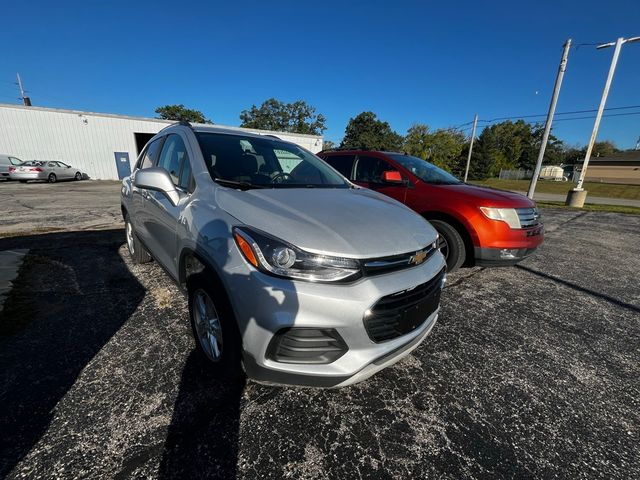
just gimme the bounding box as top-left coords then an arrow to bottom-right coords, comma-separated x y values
468,120 -> 568,179
155,104 -> 212,123
403,124 -> 467,172
590,140 -> 619,158
322,140 -> 336,150
239,98 -> 326,135
340,112 -> 403,151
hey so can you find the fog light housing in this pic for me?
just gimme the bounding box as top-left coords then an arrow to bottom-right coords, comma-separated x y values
266,328 -> 348,364
499,248 -> 520,259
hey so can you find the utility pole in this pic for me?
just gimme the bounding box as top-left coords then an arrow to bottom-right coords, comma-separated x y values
567,36 -> 640,207
463,113 -> 478,182
16,73 -> 32,106
527,39 -> 571,199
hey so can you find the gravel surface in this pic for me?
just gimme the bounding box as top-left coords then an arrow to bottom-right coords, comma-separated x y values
0,182 -> 638,479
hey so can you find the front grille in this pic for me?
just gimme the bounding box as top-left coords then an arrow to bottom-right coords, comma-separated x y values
516,207 -> 541,228
364,267 -> 446,343
363,244 -> 437,276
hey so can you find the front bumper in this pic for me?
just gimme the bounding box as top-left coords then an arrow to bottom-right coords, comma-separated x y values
474,221 -> 544,266
227,252 -> 447,387
474,246 -> 539,266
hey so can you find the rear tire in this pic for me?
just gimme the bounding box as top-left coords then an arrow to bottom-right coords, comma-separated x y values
429,219 -> 466,272
19,180 -> 27,183
187,272 -> 243,378
125,215 -> 152,264
48,173 -> 57,183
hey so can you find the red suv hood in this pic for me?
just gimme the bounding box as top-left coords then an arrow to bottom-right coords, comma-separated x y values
427,183 -> 535,208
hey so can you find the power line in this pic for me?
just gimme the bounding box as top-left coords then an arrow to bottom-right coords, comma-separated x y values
478,104 -> 640,123
551,111 -> 640,122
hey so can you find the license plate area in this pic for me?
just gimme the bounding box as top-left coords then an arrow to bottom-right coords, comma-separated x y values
397,289 -> 441,333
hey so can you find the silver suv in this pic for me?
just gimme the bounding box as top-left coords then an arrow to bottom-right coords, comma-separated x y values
121,123 -> 446,387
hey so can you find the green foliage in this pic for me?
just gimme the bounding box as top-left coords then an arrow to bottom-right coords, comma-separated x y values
322,140 -> 336,150
155,104 -> 212,124
591,140 -> 619,158
340,112 -> 403,151
403,124 -> 466,172
468,120 -> 568,179
239,98 -> 326,135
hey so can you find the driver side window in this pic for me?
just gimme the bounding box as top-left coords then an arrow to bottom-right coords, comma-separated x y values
354,156 -> 392,184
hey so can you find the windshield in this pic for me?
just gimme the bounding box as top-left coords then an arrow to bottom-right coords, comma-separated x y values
196,133 -> 348,188
386,153 -> 462,185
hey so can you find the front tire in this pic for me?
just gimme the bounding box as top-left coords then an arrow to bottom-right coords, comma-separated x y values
19,180 -> 28,183
187,272 -> 243,378
75,172 -> 82,181
125,215 -> 152,264
48,173 -> 57,183
429,219 -> 466,272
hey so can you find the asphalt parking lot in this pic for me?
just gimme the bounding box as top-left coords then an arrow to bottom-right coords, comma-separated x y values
1,181 -> 638,479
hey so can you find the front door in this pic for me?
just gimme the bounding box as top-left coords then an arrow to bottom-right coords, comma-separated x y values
353,155 -> 408,202
114,152 -> 131,179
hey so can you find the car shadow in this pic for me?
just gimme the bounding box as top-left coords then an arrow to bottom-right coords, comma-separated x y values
0,229 -> 146,477
157,352 -> 246,479
157,219 -> 299,478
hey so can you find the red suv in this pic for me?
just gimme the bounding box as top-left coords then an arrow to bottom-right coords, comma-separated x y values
318,150 -> 544,272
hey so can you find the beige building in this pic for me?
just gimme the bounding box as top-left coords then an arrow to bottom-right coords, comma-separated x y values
578,151 -> 640,185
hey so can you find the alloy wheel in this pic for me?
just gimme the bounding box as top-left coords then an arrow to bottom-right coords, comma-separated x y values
193,289 -> 223,362
125,221 -> 135,255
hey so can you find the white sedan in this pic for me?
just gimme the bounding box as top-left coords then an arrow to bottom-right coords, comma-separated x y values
10,161 -> 84,183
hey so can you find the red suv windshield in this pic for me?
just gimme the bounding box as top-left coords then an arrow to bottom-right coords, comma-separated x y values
386,153 -> 462,185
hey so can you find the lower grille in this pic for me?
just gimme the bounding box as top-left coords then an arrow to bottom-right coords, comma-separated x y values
364,268 -> 446,343
516,207 -> 540,228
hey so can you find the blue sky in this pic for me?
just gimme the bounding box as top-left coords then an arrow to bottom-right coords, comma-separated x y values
1,0 -> 639,148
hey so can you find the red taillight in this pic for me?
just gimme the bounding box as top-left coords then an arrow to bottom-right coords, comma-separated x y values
30,167 -> 43,172
8,167 -> 15,172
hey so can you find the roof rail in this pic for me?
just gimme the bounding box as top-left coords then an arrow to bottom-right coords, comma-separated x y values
177,120 -> 192,128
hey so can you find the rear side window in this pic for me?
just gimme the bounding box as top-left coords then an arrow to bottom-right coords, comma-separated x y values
323,155 -> 356,179
158,134 -> 191,187
139,137 -> 164,169
354,155 -> 393,184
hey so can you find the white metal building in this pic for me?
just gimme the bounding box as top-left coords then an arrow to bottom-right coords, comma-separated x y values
0,103 -> 324,180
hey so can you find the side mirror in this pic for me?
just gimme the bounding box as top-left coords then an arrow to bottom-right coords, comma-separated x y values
134,167 -> 180,206
382,170 -> 404,184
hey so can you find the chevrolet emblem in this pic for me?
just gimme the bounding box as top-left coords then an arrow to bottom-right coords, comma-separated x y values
409,250 -> 428,265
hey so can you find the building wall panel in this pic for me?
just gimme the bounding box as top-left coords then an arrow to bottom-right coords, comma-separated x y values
0,104 -> 323,180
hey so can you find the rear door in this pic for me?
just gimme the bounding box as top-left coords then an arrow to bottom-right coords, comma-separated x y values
321,154 -> 356,180
353,155 -> 408,202
131,136 -> 165,241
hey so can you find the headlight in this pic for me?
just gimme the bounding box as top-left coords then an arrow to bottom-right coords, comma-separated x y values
233,227 -> 361,282
479,207 -> 521,229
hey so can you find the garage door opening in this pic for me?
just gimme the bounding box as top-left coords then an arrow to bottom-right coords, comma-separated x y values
134,133 -> 156,156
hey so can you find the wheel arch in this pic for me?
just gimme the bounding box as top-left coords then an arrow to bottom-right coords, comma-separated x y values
421,211 -> 477,267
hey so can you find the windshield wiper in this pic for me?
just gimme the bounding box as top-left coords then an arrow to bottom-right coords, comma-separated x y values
214,178 -> 265,190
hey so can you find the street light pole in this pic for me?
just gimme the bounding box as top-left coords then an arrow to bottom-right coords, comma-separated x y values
527,39 -> 571,199
463,113 -> 478,182
566,36 -> 640,207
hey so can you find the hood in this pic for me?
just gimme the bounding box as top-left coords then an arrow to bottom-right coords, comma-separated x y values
432,183 -> 535,207
216,187 -> 437,258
